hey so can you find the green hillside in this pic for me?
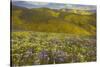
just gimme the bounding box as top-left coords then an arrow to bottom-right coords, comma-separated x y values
11,5 -> 96,36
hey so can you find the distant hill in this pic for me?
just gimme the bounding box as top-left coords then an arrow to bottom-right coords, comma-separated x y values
11,5 -> 96,36
60,9 -> 96,15
11,1 -> 96,10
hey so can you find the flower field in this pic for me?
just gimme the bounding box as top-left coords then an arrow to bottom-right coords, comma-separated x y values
11,31 -> 96,66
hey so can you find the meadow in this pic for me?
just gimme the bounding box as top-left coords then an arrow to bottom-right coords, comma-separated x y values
11,31 -> 96,66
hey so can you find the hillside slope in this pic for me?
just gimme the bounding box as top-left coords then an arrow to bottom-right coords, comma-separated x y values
11,5 -> 96,36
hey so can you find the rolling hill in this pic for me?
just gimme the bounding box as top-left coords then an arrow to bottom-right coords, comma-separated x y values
11,5 -> 96,36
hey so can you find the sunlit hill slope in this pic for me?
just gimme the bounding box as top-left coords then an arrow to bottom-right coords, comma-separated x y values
11,5 -> 96,36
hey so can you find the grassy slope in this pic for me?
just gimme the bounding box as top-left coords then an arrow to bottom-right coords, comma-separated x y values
12,5 -> 96,36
